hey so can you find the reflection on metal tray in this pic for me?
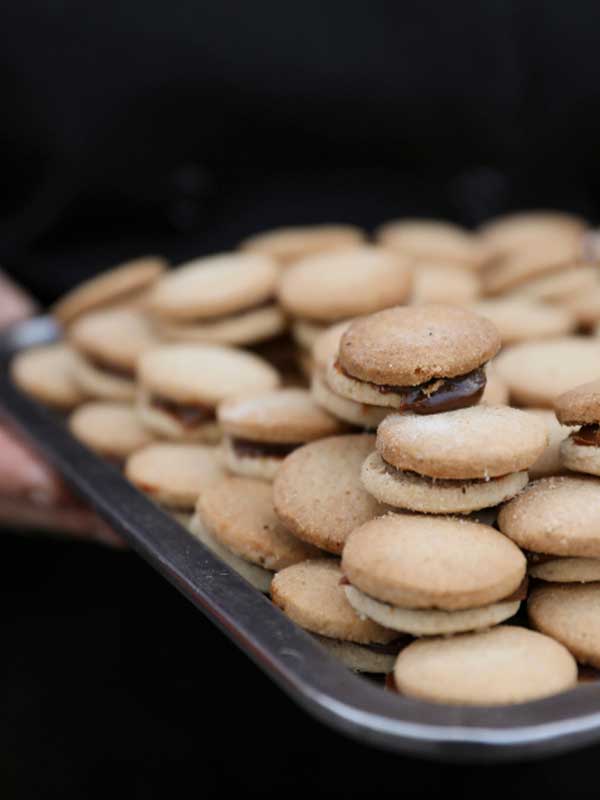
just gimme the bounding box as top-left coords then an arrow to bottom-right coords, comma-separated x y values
2,315 -> 600,764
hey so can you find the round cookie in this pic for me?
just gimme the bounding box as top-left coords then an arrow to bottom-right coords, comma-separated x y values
311,372 -> 389,429
559,437 -> 600,477
376,219 -> 491,269
411,262 -> 479,305
10,343 -> 85,409
498,476 -> 600,558
342,513 -> 526,612
479,210 -> 587,251
471,299 -> 576,345
278,246 -> 412,322
394,626 -> 577,705
125,443 -> 225,509
528,556 -> 600,583
195,477 -> 319,570
52,256 -> 167,325
239,224 -> 365,265
494,337 -> 600,408
555,378 -> 600,476
509,264 -> 598,305
529,584 -> 600,668
526,409 -> 570,479
565,285 -> 600,328
153,304 -> 285,346
273,435 -> 386,554
555,378 -> 600,425
69,402 -> 154,461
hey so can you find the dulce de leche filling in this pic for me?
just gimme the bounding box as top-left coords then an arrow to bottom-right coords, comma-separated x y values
231,437 -> 301,459
335,361 -> 486,414
571,423 -> 600,446
150,394 -> 215,428
86,354 -> 135,381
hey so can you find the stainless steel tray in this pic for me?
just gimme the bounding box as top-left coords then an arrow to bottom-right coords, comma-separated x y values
2,315 -> 600,763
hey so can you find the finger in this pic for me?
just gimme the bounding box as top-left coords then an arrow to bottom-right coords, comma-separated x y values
0,426 -> 69,505
0,271 -> 38,328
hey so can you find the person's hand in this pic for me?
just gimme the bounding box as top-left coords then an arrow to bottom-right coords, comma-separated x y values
0,271 -> 122,546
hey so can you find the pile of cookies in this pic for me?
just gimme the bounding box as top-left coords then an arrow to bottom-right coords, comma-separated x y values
11,211 -> 600,707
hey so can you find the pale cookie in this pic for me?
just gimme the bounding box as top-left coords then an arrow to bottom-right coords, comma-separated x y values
153,304 -> 286,346
479,210 -> 587,251
11,343 -> 85,409
311,372 -> 389,429
528,556 -> 600,583
240,224 -> 365,266
471,298 -> 575,345
69,402 -> 153,461
411,262 -> 479,305
376,219 -> 492,269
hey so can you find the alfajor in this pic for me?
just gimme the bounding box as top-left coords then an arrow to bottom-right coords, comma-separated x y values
11,343 -> 85,410
271,559 -> 404,673
69,402 -> 153,463
273,434 -> 386,554
529,584 -> 600,667
137,344 -> 279,442
471,298 -> 576,345
362,405 -> 547,514
147,252 -> 285,346
555,379 -> 600,476
411,261 -> 479,305
239,224 -> 364,266
327,305 -> 501,412
191,477 -> 319,593
218,388 -> 345,481
342,513 -> 527,636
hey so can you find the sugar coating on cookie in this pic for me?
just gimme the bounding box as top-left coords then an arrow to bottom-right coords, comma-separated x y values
11,343 -> 85,409
273,435 -> 386,554
394,626 -> 577,705
69,402 -> 153,460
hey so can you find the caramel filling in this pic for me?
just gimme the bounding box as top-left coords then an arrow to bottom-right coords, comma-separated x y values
231,437 -> 301,459
335,361 -> 486,414
150,395 -> 215,428
571,424 -> 600,447
86,354 -> 135,381
380,460 -> 507,486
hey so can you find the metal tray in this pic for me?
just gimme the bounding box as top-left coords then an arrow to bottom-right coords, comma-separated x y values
2,315 -> 600,764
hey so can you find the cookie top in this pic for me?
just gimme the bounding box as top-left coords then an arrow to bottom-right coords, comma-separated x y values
68,307 -> 159,369
10,343 -> 85,409
495,337 -> 600,408
479,210 -> 586,250
498,476 -> 600,557
240,224 -> 364,265
338,305 -> 501,386
195,476 -> 319,570
218,388 -> 344,443
311,320 -> 352,374
52,256 -> 167,324
277,246 -> 412,321
376,405 -> 548,479
125,443 -> 225,508
147,252 -> 278,320
411,262 -> 480,305
394,625 -> 577,705
376,219 -> 491,269
137,344 -> 279,405
271,559 -> 397,644
69,402 -> 153,459
342,512 -> 526,610
471,298 -> 576,345
273,434 -> 386,554
554,379 -> 600,425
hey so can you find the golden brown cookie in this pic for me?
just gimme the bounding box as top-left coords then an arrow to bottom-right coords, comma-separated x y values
10,343 -> 85,409
69,402 -> 153,461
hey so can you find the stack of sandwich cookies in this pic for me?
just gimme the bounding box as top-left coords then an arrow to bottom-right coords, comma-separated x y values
271,560 -> 405,673
146,252 -> 285,346
10,344 -> 86,410
278,245 -> 412,352
137,344 -> 279,442
362,405 -> 547,514
69,307 -> 159,400
218,388 -> 345,481
191,477 -> 319,593
498,476 -> 600,584
239,224 -> 365,266
341,513 -> 527,636
326,305 -> 500,414
273,434 -> 387,554
69,402 -> 154,464
555,379 -> 600,476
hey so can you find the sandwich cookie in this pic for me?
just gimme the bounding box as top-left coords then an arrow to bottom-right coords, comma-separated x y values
479,210 -> 587,251
411,262 -> 479,305
526,409 -> 570,479
555,379 -> 600,476
495,337 -> 600,408
137,344 -> 279,442
10,344 -> 85,410
471,298 -> 576,345
147,252 -> 285,346
191,477 -> 320,593
52,256 -> 167,325
69,307 -> 159,400
507,263 -> 598,305
239,224 -> 364,266
393,625 -> 577,705
278,246 -> 412,350
498,476 -> 600,582
273,434 -> 386,554
529,584 -> 600,667
362,406 -> 547,514
342,513 -> 527,636
310,321 -> 389,429
376,219 -> 492,270
327,305 -> 501,411
125,442 -> 224,510
69,402 -> 154,463
218,388 -> 345,481
271,560 -> 403,673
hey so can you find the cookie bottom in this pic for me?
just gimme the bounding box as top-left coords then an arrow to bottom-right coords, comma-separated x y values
73,352 -> 136,401
529,556 -> 600,583
361,451 -> 528,514
313,634 -> 397,674
345,584 -> 520,636
560,437 -> 600,476
311,372 -> 389,429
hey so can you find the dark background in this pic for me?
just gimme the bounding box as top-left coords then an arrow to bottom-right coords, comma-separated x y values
2,2 -> 600,795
